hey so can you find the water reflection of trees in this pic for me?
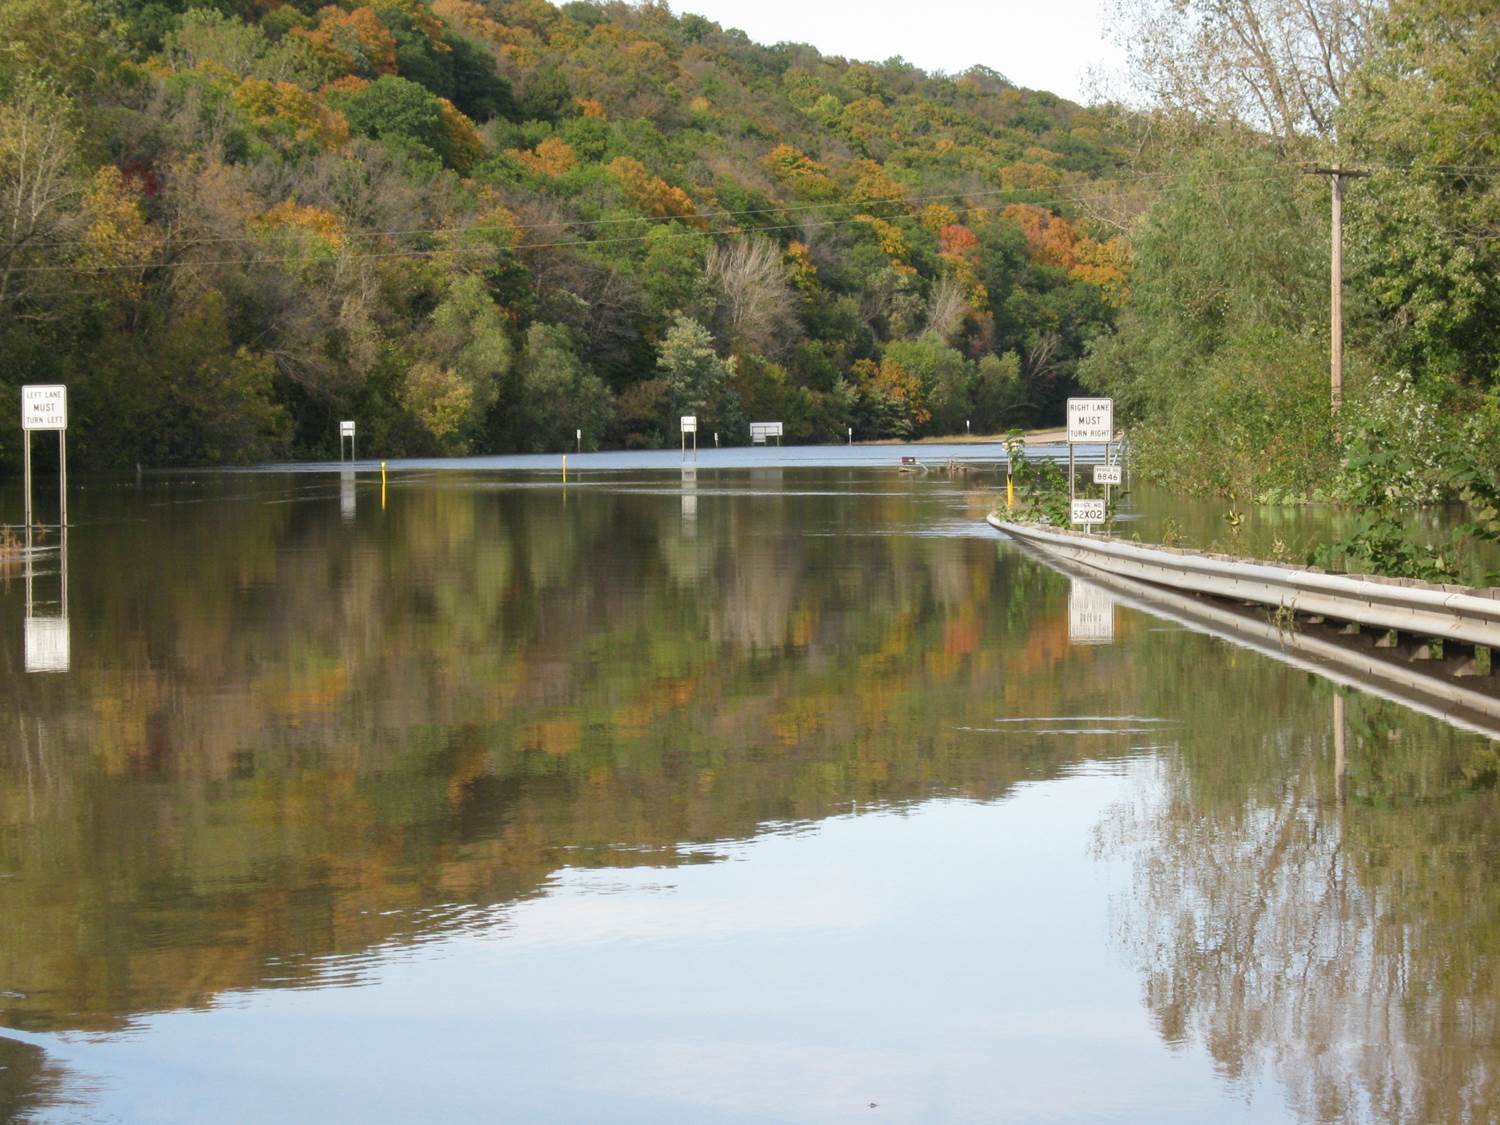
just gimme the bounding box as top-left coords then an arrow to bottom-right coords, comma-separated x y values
0,475 -> 1144,1035
1101,653 -> 1500,1124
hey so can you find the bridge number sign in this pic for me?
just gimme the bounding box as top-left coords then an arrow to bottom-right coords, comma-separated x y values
1071,498 -> 1105,526
1093,465 -> 1122,485
1067,397 -> 1111,443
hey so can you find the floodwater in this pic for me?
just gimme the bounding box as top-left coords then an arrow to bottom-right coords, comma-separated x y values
3,450 -> 1499,1123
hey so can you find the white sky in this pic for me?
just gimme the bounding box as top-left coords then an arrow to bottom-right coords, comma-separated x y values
671,0 -> 1129,104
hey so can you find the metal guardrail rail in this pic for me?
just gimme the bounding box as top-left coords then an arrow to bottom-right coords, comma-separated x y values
990,517 -> 1500,650
1005,536 -> 1500,741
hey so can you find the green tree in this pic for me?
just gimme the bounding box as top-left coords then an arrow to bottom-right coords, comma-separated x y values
883,334 -> 972,435
404,274 -> 513,453
1342,0 -> 1500,388
1078,144 -> 1333,500
515,322 -> 615,451
656,313 -> 740,434
335,74 -> 449,169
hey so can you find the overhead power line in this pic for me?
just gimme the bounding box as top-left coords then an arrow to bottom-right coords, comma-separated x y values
3,159 -> 1491,276
2,169 -> 1296,274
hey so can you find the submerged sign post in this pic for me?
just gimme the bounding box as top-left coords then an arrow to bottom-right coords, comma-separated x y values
680,415 -> 697,459
1066,396 -> 1112,523
21,385 -> 68,530
339,420 -> 356,462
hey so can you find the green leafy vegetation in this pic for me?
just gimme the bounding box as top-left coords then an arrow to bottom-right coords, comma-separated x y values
0,0 -> 1133,466
1079,0 -> 1500,579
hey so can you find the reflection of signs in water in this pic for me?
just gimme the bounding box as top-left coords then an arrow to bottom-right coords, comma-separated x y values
341,469 -> 355,522
681,465 -> 697,533
1069,579 -> 1114,645
25,616 -> 69,673
24,534 -> 70,673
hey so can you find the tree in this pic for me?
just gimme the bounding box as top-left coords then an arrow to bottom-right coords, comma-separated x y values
0,82 -> 80,315
1077,144 -> 1333,499
883,335 -> 972,435
1342,0 -> 1500,387
1105,0 -> 1379,141
656,313 -> 738,433
404,273 -> 513,452
515,322 -> 614,451
335,75 -> 450,168
703,236 -> 798,358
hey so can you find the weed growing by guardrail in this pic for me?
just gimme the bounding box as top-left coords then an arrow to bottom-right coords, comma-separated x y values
1004,433 -> 1071,525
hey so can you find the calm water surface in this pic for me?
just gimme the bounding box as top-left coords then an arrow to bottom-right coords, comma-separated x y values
2,457 -> 1498,1122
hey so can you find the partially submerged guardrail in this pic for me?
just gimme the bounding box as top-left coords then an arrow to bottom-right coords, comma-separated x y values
1003,534 -> 1500,741
989,517 -> 1500,650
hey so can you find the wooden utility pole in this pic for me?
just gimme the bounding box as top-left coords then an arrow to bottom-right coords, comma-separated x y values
1305,165 -> 1368,420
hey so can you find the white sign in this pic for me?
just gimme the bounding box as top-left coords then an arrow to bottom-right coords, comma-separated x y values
340,420 -> 356,437
1067,397 -> 1112,444
1068,581 -> 1115,645
1071,498 -> 1106,526
22,385 -> 67,431
680,415 -> 698,433
1093,464 -> 1122,485
25,616 -> 70,673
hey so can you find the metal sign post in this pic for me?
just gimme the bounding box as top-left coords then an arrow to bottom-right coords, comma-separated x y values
339,420 -> 356,462
680,415 -> 697,460
21,385 -> 68,530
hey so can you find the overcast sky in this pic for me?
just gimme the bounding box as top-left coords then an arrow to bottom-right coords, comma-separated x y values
671,0 -> 1128,103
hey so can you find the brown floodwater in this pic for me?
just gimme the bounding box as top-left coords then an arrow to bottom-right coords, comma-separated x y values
2,454 -> 1498,1122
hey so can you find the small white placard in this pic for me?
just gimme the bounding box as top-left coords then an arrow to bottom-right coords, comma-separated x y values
1068,581 -> 1115,645
340,420 -> 356,436
1071,498 -> 1106,526
1093,465 -> 1122,485
1067,397 -> 1112,444
680,415 -> 698,433
25,616 -> 70,672
1074,501 -> 1110,528
22,385 -> 67,431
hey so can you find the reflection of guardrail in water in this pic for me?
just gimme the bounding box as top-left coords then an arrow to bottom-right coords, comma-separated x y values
991,518 -> 1500,650
999,529 -> 1500,741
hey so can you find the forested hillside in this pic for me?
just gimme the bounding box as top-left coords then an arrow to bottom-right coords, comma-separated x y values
0,0 -> 1131,465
